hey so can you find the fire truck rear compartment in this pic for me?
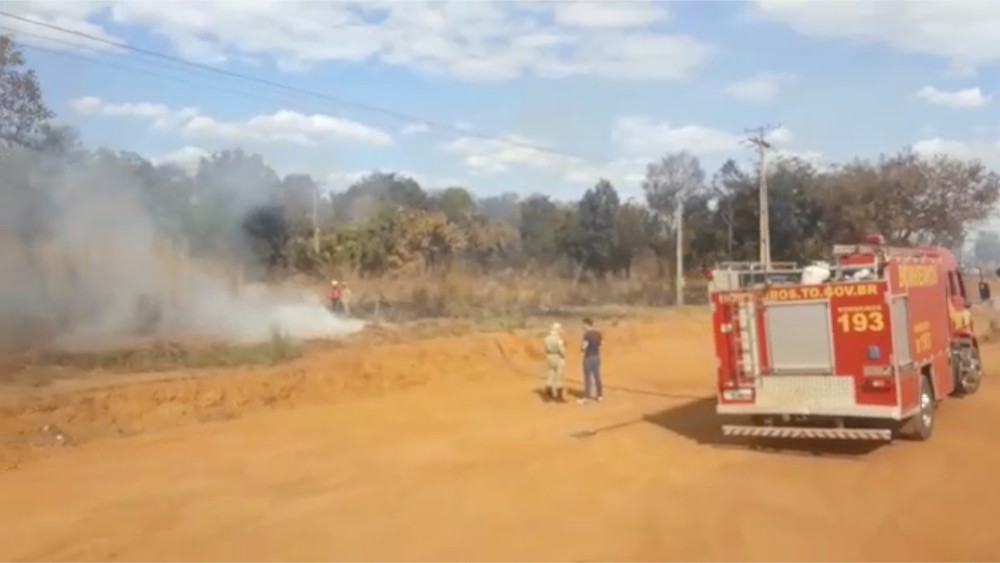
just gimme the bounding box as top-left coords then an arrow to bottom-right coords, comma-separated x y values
717,284 -> 901,441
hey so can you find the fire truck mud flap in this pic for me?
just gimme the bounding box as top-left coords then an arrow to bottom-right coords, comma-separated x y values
722,424 -> 893,441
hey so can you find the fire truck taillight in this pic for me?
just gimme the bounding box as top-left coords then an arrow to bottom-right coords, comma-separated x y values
722,388 -> 753,401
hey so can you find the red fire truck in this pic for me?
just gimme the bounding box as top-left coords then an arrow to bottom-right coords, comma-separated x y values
709,238 -> 988,442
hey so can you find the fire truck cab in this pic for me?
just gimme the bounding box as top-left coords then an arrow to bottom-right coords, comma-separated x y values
709,238 -> 986,442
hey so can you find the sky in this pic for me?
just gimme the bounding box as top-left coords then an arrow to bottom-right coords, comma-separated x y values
5,0 -> 1000,202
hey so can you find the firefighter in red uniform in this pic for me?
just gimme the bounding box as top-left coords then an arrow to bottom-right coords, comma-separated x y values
327,280 -> 343,313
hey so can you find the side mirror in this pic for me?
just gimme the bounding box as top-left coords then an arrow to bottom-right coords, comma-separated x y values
980,281 -> 992,302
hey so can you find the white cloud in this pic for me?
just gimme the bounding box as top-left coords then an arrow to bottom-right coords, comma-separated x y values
530,33 -> 710,81
437,117 -> 816,198
611,117 -> 795,158
400,122 -> 431,136
69,96 -> 198,129
605,118 -> 811,184
442,134 -> 579,175
21,1 -> 713,82
767,127 -> 794,145
184,110 -> 393,146
148,145 -> 209,174
551,0 -> 670,29
915,86 -> 989,109
68,96 -> 102,114
438,129 -> 655,195
913,137 -> 1000,165
436,131 -> 645,193
726,73 -> 792,103
612,116 -> 746,156
751,0 -> 1000,74
69,96 -> 393,146
0,1 -> 124,55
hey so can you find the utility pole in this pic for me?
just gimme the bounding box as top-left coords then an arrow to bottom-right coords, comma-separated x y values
312,187 -> 321,254
746,124 -> 780,270
675,197 -> 685,306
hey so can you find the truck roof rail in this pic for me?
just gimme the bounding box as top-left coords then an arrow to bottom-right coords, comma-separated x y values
715,261 -> 798,271
832,244 -> 930,259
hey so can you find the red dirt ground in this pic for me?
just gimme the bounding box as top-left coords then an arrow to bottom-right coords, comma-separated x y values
1,308 -> 999,561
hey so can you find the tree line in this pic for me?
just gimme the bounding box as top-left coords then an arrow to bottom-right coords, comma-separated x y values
4,34 -> 1000,291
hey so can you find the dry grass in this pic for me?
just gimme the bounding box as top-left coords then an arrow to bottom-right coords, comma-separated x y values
1,329 -> 302,385
326,268 -> 706,324
8,263 -> 995,380
1,242 -> 697,378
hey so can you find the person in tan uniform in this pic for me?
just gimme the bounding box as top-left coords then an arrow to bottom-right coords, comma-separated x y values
340,282 -> 353,317
543,322 -> 567,402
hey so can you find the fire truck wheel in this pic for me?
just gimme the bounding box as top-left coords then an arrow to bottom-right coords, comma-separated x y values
905,376 -> 935,441
952,347 -> 982,396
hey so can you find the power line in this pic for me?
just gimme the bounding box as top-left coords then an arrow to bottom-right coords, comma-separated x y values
0,25 -> 300,108
0,11 -> 612,165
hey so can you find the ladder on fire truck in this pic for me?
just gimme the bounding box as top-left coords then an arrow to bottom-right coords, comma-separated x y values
727,294 -> 762,381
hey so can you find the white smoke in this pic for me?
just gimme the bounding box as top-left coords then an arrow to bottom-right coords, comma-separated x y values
0,144 -> 366,352
174,283 -> 367,343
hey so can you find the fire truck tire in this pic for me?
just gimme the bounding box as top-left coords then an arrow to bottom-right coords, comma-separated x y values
901,375 -> 935,441
952,346 -> 982,397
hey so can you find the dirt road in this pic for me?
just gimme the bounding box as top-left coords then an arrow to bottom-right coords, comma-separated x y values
1,310 -> 999,561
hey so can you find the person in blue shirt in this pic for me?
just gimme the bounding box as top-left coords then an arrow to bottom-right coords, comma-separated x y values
578,317 -> 603,403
